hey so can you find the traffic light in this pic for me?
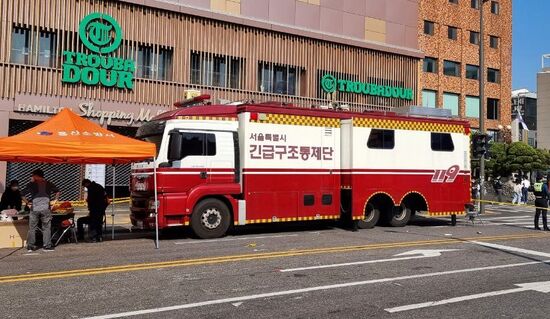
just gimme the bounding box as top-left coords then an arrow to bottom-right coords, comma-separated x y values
472,134 -> 489,159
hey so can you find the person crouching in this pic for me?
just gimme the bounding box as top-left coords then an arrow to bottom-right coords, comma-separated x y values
77,179 -> 108,242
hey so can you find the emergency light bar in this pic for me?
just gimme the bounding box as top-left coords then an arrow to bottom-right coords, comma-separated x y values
174,94 -> 211,108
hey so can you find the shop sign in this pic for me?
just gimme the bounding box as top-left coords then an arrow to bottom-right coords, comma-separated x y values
320,74 -> 414,101
62,13 -> 135,90
15,102 -> 164,126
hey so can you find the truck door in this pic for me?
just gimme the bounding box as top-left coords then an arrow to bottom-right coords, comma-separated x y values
206,131 -> 237,184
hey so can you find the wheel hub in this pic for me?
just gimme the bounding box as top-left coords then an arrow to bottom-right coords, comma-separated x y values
201,208 -> 222,229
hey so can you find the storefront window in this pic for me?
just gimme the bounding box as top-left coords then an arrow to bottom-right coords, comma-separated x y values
465,96 -> 480,118
11,27 -> 31,64
190,51 -> 243,89
258,62 -> 302,96
137,45 -> 173,81
443,92 -> 459,116
37,30 -> 57,68
422,90 -> 437,108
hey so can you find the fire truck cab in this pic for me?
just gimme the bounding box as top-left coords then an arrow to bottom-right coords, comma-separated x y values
131,101 -> 472,239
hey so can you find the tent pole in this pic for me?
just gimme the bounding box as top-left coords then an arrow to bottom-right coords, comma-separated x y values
111,165 -> 115,240
154,159 -> 159,249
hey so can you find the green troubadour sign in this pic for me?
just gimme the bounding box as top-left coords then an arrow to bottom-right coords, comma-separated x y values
321,74 -> 414,101
62,13 -> 135,90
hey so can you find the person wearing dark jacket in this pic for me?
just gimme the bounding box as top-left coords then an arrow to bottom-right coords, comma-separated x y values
533,175 -> 549,231
0,180 -> 24,211
77,179 -> 108,242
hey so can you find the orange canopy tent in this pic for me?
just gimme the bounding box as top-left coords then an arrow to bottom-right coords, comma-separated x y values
0,108 -> 159,247
0,108 -> 156,163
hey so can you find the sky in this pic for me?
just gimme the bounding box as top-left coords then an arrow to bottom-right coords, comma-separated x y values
512,0 -> 550,92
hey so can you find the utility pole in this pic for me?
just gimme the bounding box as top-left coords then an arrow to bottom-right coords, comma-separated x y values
479,0 -> 489,214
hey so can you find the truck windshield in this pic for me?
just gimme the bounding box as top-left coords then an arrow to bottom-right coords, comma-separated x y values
136,120 -> 166,154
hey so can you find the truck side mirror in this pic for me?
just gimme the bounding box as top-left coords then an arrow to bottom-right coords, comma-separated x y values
167,132 -> 183,162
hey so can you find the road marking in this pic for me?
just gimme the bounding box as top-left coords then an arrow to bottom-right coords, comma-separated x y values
174,234 -> 300,245
280,249 -> 460,272
80,260 -> 550,319
470,241 -> 550,258
1,233 -> 547,284
482,215 -> 530,220
385,281 -> 550,313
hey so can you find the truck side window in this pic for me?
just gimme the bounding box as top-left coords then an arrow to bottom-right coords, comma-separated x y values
367,129 -> 395,149
180,133 -> 217,158
431,132 -> 454,152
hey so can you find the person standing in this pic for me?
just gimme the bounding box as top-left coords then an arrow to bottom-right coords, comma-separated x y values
532,175 -> 549,231
512,179 -> 523,205
521,176 -> 530,204
493,177 -> 503,204
23,169 -> 60,252
77,179 -> 108,242
0,180 -> 24,211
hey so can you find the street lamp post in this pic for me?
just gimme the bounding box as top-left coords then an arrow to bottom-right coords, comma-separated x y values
479,0 -> 489,214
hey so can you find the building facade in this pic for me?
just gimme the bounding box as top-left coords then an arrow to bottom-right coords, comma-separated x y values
511,89 -> 537,147
418,0 -> 512,140
537,61 -> 550,150
0,0 -> 422,196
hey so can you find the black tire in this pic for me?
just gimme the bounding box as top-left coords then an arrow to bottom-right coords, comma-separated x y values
451,214 -> 457,226
190,198 -> 230,239
357,203 -> 380,229
389,204 -> 411,227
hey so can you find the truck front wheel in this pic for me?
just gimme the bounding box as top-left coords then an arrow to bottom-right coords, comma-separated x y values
191,199 -> 230,239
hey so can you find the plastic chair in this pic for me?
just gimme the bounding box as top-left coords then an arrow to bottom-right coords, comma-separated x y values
52,217 -> 78,246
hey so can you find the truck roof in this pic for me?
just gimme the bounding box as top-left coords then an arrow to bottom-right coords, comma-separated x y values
153,102 -> 470,128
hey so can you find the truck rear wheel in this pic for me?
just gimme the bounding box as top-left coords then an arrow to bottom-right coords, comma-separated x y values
357,203 -> 380,229
191,199 -> 230,239
388,203 -> 411,227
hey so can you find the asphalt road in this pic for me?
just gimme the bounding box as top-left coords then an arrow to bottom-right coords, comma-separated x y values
2,205 -> 550,319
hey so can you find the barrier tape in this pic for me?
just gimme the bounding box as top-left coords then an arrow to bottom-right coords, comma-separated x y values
67,197 -> 130,208
473,199 -> 550,211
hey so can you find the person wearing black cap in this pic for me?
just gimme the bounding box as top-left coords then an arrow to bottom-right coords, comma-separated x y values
23,169 -> 60,251
77,179 -> 108,242
532,174 -> 549,231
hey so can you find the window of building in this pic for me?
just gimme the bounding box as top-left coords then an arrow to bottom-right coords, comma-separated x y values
10,27 -> 31,64
489,36 -> 499,49
447,26 -> 458,40
466,64 -> 480,80
423,57 -> 438,73
178,133 -> 216,159
487,98 -> 500,120
37,30 -> 57,68
367,129 -> 395,149
424,21 -> 435,35
190,51 -> 243,89
258,62 -> 303,95
422,90 -> 437,108
471,0 -> 480,9
136,46 -> 173,80
431,133 -> 455,152
470,31 -> 480,45
443,92 -> 459,116
465,96 -> 480,118
449,0 -> 458,4
487,68 -> 500,83
491,1 -> 500,14
443,60 -> 461,77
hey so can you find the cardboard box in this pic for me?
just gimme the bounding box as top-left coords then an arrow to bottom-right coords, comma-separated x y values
0,220 -> 28,249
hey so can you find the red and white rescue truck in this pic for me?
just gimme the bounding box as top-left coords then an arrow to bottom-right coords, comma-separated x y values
131,97 -> 473,238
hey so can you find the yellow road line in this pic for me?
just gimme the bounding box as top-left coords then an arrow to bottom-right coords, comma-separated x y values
1,233 -> 548,284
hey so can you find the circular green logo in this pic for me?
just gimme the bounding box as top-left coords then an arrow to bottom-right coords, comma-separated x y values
79,13 -> 122,54
321,74 -> 337,93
